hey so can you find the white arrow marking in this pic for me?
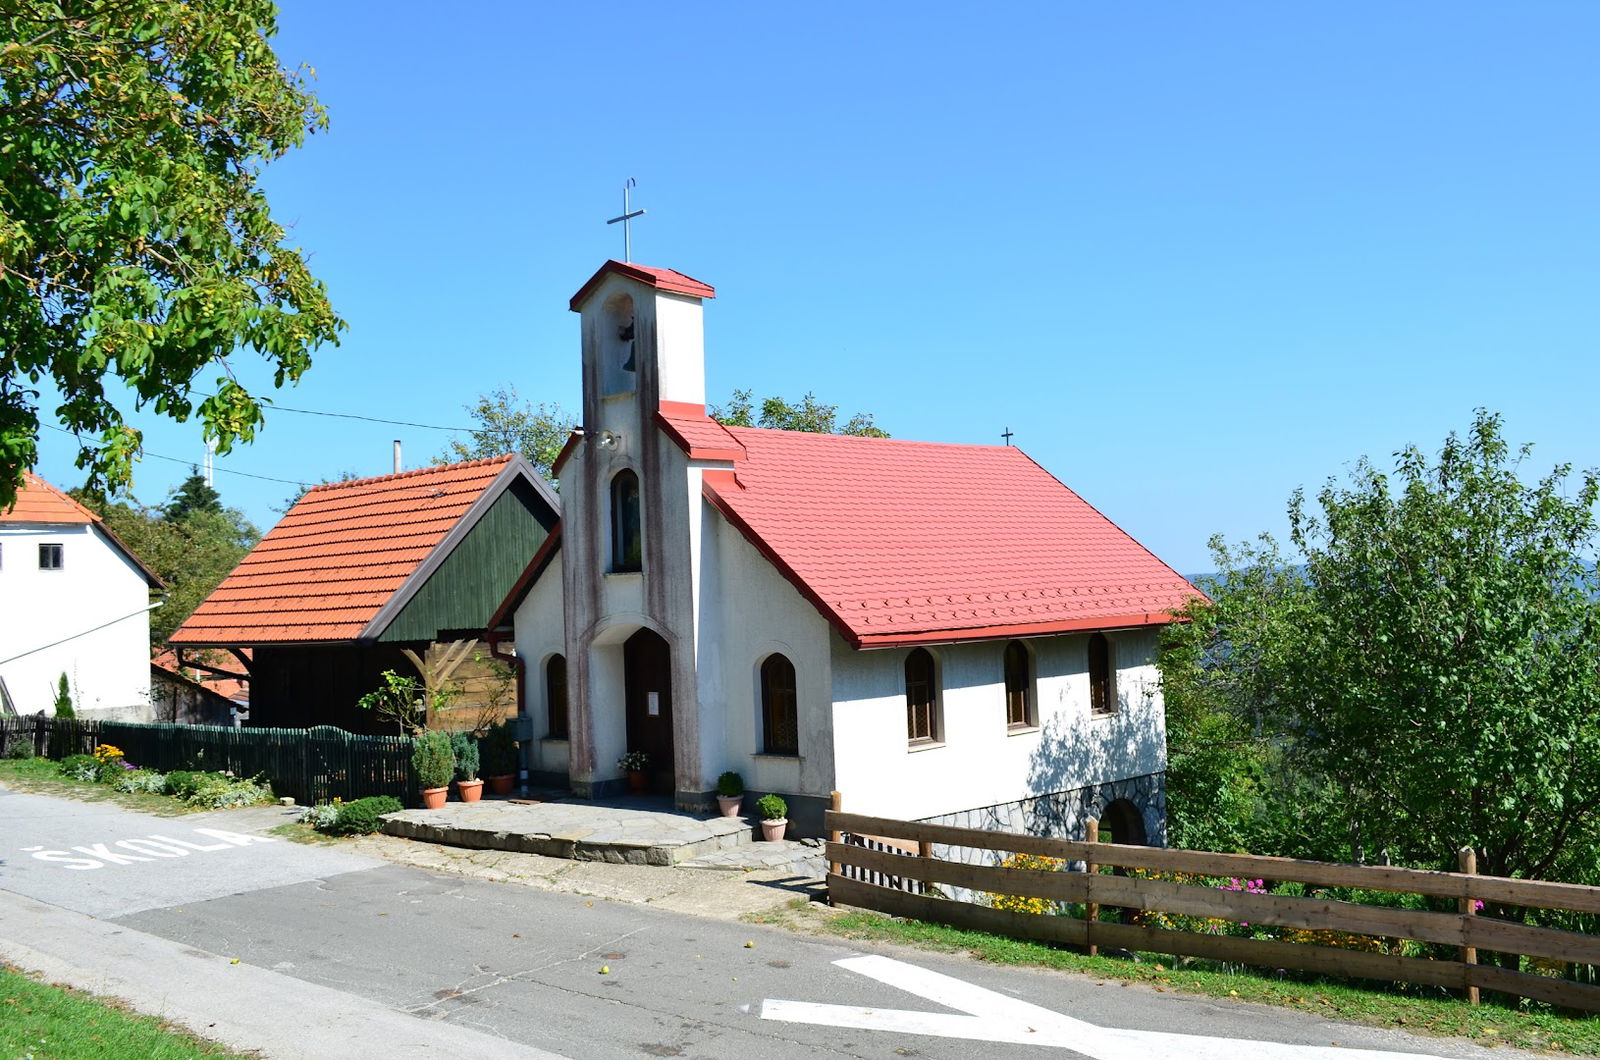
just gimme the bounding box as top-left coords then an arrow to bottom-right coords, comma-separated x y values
761,955 -> 1439,1058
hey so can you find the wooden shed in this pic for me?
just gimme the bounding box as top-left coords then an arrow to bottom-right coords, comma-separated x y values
169,455 -> 558,734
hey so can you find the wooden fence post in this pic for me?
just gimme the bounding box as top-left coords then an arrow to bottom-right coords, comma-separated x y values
827,791 -> 842,899
1085,817 -> 1100,958
1459,845 -> 1480,1006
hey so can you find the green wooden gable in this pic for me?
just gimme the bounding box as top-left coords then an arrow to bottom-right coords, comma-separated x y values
377,477 -> 556,644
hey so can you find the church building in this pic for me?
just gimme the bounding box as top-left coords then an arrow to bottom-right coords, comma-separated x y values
493,260 -> 1200,839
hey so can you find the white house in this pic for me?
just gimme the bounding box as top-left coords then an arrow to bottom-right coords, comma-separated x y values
493,260 -> 1200,840
0,473 -> 163,719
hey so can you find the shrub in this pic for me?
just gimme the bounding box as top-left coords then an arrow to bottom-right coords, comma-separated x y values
756,793 -> 787,820
412,730 -> 455,790
114,768 -> 168,794
163,770 -> 204,799
450,730 -> 479,782
52,673 -> 74,718
333,796 -> 402,835
180,772 -> 271,809
58,753 -> 101,782
717,771 -> 744,797
299,801 -> 343,830
479,721 -> 518,776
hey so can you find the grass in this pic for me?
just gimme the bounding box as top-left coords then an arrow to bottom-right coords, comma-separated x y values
1,963 -> 251,1058
751,900 -> 1600,1055
0,758 -> 191,816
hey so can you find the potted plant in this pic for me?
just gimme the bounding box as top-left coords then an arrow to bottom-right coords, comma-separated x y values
480,721 -> 518,795
412,730 -> 455,809
451,730 -> 483,803
618,750 -> 649,793
756,792 -> 788,841
715,771 -> 744,817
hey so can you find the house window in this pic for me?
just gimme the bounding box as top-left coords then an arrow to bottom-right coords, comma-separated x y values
38,543 -> 63,570
1089,632 -> 1115,715
905,647 -> 939,744
546,654 -> 568,738
610,469 -> 642,572
760,654 -> 799,756
1004,640 -> 1034,729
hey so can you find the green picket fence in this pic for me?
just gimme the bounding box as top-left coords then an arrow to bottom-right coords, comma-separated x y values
1,716 -> 417,807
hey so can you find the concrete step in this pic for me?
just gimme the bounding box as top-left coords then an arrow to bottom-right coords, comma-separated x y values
380,798 -> 760,867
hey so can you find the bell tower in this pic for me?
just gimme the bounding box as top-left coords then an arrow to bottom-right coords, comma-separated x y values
560,261 -> 716,805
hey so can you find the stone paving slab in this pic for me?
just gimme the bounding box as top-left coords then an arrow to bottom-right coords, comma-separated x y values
380,797 -> 764,867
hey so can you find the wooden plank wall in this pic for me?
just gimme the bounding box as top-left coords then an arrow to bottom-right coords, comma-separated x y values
826,808 -> 1600,1014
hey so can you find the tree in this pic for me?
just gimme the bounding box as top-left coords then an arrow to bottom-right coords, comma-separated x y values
710,389 -> 889,437
52,672 -> 74,718
435,386 -> 575,482
1161,411 -> 1600,884
0,1 -> 344,511
164,470 -> 221,520
79,487 -> 259,646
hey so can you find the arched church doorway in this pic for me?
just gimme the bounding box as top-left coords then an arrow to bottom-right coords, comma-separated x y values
624,628 -> 673,794
1099,798 -> 1148,847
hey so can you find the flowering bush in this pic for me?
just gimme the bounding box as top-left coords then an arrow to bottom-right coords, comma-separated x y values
986,852 -> 1066,915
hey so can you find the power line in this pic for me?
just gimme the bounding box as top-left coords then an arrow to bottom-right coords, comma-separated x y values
195,394 -> 475,434
42,424 -> 310,486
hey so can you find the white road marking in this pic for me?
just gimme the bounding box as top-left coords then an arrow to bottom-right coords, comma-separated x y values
762,955 -> 1439,1058
21,827 -> 274,870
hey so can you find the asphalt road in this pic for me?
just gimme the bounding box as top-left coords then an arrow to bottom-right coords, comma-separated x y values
0,787 -> 1550,1060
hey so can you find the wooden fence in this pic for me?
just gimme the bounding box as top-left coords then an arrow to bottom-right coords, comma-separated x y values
1,715 -> 417,806
826,806 -> 1600,1014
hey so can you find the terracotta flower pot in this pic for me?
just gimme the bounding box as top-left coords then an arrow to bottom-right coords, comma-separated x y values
717,794 -> 743,818
487,774 -> 515,796
626,769 -> 648,793
457,778 -> 484,803
421,786 -> 448,809
760,817 -> 788,842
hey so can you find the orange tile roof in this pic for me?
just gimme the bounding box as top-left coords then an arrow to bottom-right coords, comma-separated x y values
1,471 -> 98,525
152,649 -> 251,703
2,471 -> 163,586
170,456 -> 520,646
658,406 -> 1203,648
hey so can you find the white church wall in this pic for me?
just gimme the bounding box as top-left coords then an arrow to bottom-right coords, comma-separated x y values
0,523 -> 152,719
829,627 -> 1166,824
512,551 -> 569,780
694,505 -> 835,801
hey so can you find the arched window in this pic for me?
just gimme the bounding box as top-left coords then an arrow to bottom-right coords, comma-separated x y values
761,654 -> 799,756
1088,632 -> 1115,715
610,469 -> 642,572
546,654 -> 568,739
1003,640 -> 1033,729
905,648 -> 939,744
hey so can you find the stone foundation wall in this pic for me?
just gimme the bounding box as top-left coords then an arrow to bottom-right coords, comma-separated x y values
919,771 -> 1166,864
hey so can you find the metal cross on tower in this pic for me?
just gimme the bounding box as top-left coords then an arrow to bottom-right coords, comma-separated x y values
606,177 -> 646,262
1002,427 -> 1014,446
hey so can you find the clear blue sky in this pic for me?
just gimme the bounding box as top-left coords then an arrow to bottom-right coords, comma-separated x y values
31,1 -> 1600,574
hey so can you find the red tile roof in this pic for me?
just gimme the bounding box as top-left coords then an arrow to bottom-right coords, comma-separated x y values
658,407 -> 1202,648
569,260 -> 716,311
1,471 -> 97,525
170,456 -> 522,646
